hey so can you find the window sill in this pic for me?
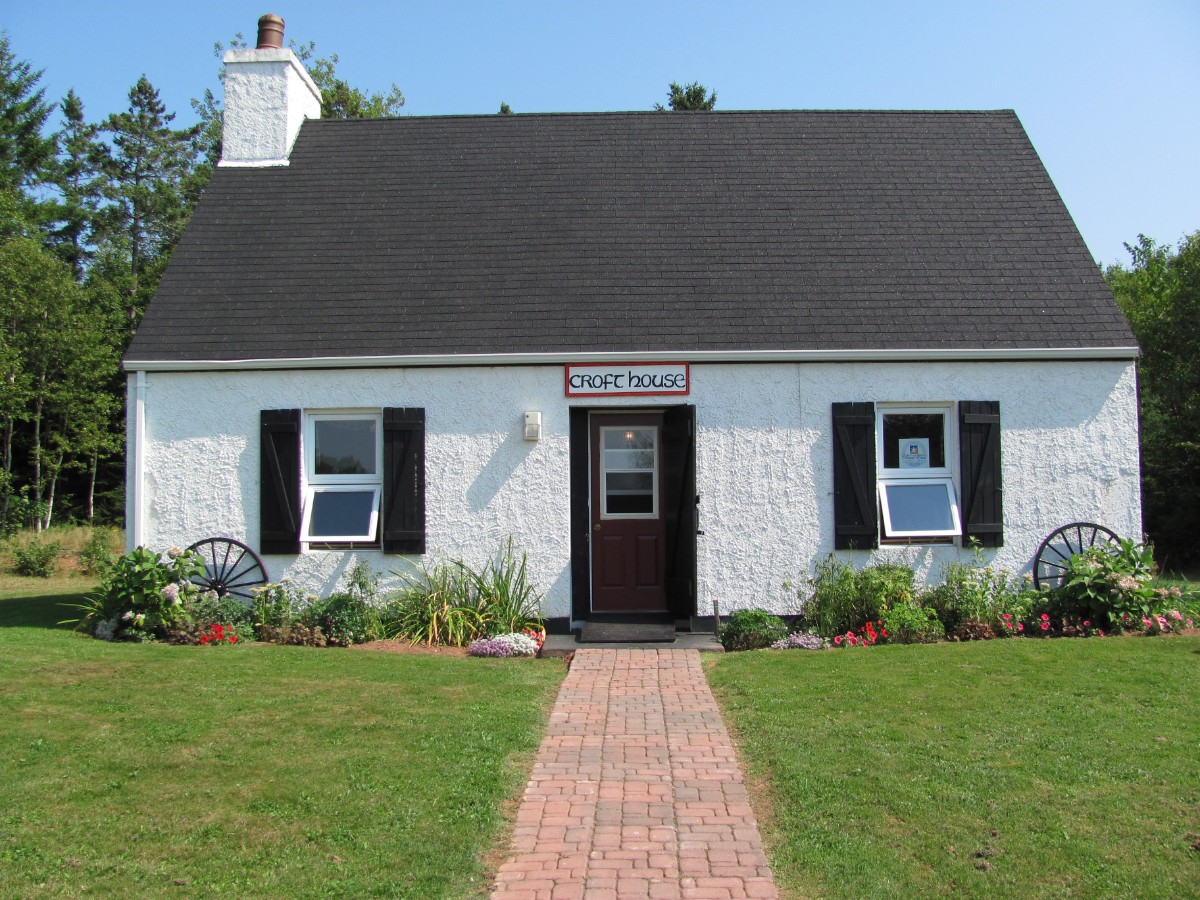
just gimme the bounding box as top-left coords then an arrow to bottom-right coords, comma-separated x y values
304,541 -> 382,552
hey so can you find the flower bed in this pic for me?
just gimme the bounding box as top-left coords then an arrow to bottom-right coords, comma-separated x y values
722,539 -> 1199,653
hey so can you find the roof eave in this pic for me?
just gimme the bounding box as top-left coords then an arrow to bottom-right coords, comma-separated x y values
122,345 -> 1140,374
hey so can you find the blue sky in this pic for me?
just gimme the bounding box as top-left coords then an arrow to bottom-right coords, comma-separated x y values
6,0 -> 1197,267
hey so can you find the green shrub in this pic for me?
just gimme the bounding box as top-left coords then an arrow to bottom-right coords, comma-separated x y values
924,542 -> 1029,634
719,608 -> 789,652
250,579 -> 321,644
305,592 -> 383,646
880,602 -> 943,644
78,528 -> 118,575
13,539 -> 60,577
796,557 -> 917,638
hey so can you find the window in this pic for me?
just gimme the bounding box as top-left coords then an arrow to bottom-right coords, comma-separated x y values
600,426 -> 658,517
876,405 -> 961,541
301,412 -> 382,545
832,401 -> 1001,551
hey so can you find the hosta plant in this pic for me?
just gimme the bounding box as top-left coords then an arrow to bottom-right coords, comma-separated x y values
68,546 -> 207,641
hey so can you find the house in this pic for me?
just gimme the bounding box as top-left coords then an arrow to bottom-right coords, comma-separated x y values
122,18 -> 1141,635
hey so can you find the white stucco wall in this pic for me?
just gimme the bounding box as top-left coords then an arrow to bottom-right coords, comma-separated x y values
128,359 -> 1141,621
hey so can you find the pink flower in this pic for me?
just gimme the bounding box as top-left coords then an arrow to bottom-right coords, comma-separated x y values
1170,610 -> 1183,621
1002,613 -> 1012,620
1017,623 -> 1024,632
1040,622 -> 1049,631
1083,621 -> 1091,627
834,636 -> 843,645
1040,614 -> 1050,621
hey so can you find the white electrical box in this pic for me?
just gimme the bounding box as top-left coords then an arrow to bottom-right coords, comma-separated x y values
523,411 -> 542,441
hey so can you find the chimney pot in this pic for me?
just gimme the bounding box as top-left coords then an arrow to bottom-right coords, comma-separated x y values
256,14 -> 285,49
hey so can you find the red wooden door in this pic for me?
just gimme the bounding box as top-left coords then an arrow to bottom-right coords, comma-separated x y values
589,413 -> 668,612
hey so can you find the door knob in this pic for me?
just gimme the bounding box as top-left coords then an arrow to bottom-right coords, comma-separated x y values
594,523 -> 601,532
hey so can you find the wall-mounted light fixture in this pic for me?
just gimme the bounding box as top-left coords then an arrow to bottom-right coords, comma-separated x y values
523,411 -> 542,442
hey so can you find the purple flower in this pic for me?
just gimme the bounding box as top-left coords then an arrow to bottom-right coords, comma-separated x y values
771,631 -> 826,650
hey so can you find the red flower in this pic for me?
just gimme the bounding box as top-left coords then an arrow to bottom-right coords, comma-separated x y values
1040,613 -> 1050,621
229,634 -> 238,644
834,636 -> 843,645
1040,622 -> 1049,631
881,628 -> 888,637
1082,621 -> 1091,627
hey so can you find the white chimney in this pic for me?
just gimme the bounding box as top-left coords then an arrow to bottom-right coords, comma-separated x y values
219,14 -> 322,168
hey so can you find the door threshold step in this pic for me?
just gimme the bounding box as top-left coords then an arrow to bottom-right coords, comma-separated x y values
578,621 -> 675,643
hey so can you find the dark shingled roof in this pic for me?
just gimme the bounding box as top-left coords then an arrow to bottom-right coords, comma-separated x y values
125,109 -> 1134,363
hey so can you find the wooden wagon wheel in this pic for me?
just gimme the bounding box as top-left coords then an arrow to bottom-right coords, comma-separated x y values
186,537 -> 268,601
1032,522 -> 1121,592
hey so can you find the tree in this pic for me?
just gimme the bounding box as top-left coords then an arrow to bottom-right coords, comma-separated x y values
94,75 -> 200,333
654,81 -> 717,112
1106,232 -> 1200,569
499,102 -> 512,115
46,90 -> 105,279
0,31 -> 55,192
304,49 -> 406,120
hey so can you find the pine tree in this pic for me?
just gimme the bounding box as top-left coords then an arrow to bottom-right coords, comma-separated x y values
0,31 -> 55,191
95,75 -> 199,332
654,82 -> 718,112
46,90 -> 104,279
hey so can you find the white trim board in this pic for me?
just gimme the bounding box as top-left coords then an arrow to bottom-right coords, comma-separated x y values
124,346 -> 1140,373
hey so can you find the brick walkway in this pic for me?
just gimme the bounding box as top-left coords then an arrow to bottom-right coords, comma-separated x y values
491,649 -> 778,900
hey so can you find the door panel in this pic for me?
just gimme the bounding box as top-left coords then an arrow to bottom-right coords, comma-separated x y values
590,412 -> 668,613
636,535 -> 659,586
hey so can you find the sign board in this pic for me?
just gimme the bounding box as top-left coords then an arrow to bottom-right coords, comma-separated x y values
898,438 -> 930,469
565,363 -> 690,397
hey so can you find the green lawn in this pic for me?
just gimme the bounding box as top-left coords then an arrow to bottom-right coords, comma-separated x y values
708,637 -> 1200,899
0,586 -> 565,898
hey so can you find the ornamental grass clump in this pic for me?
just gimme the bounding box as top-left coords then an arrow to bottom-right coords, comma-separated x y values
389,538 -> 544,646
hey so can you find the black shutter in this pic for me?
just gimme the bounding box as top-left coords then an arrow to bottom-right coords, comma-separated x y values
832,402 -> 878,550
959,401 -> 1003,548
662,404 -> 698,619
260,409 -> 301,554
383,407 -> 426,554
569,408 -> 590,622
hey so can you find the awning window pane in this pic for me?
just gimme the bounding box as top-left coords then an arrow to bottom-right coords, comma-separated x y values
305,489 -> 379,540
879,480 -> 961,537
